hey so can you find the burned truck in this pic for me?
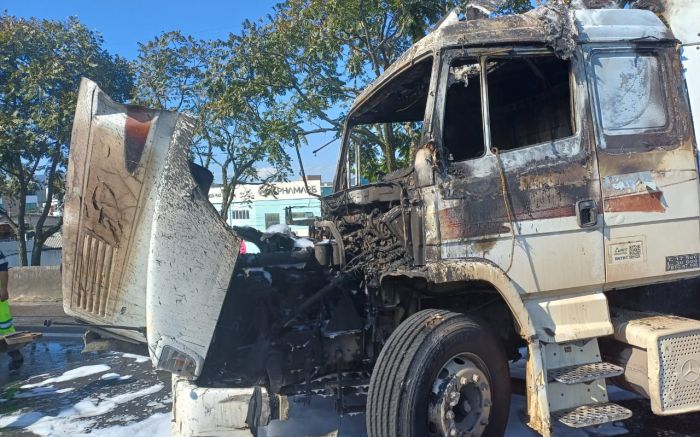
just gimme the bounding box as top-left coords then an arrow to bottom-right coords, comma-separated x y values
62,4 -> 700,437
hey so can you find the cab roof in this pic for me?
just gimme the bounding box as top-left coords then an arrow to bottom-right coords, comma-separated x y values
349,8 -> 674,116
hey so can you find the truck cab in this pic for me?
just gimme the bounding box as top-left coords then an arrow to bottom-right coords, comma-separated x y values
63,5 -> 700,437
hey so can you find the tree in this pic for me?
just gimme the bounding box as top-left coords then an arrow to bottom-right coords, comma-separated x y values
0,14 -> 132,265
228,0 -> 534,182
132,31 -> 293,219
131,31 -> 209,149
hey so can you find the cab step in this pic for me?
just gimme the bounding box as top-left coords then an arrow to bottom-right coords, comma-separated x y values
553,402 -> 632,428
547,362 -> 623,384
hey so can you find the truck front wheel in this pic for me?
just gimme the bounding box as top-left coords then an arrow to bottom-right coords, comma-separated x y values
366,309 -> 510,437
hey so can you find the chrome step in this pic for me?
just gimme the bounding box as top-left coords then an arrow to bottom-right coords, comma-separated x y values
548,362 -> 623,384
553,402 -> 632,428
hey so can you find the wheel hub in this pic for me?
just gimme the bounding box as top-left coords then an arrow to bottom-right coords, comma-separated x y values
429,354 -> 492,437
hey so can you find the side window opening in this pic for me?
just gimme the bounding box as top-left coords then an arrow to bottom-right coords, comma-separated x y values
487,56 -> 573,151
443,60 -> 484,161
442,54 -> 573,162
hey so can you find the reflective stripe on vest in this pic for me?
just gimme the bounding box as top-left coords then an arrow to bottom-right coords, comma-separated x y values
0,300 -> 16,335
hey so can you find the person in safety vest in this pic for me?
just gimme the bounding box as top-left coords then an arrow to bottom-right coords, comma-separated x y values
0,250 -> 23,369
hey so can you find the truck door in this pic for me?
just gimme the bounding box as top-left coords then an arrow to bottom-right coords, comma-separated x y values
433,49 -> 606,295
585,44 -> 700,288
63,79 -> 240,378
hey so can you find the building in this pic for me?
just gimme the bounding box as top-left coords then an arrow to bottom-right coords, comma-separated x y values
208,177 -> 332,237
0,189 -> 62,267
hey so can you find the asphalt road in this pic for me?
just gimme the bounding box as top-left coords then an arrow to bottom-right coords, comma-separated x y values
2,304 -> 700,436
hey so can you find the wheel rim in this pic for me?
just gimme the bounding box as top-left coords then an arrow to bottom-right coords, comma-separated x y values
428,353 -> 492,437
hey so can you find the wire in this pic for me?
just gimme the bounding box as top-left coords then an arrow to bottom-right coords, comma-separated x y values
491,146 -> 516,273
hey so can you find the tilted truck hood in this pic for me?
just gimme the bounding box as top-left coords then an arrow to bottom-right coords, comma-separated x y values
63,78 -> 240,378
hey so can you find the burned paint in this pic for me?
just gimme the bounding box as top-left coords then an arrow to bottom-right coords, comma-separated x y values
125,106 -> 154,174
519,166 -> 589,191
534,3 -> 577,60
605,191 -> 666,213
439,207 -> 510,240
439,157 -> 596,242
602,171 -> 666,213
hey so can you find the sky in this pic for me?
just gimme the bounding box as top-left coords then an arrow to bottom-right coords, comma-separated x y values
2,0 -> 278,60
3,0 -> 342,183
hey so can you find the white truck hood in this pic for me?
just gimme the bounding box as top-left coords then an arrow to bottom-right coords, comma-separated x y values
63,78 -> 240,378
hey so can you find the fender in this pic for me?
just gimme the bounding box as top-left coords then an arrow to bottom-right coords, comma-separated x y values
383,259 -> 553,436
383,259 -> 536,339
421,259 -> 535,340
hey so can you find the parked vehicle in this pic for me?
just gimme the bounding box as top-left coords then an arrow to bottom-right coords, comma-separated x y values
62,3 -> 700,436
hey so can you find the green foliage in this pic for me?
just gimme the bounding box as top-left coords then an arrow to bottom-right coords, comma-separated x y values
132,31 -> 212,164
137,1 -> 543,193
0,14 -> 132,265
232,0 -> 463,176
229,0 -> 538,181
495,0 -> 536,15
132,31 -> 294,218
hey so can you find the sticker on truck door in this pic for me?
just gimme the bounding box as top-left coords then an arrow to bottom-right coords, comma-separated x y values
609,240 -> 644,264
666,254 -> 700,271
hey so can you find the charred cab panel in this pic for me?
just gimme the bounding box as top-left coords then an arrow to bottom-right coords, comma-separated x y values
64,79 -> 240,378
429,47 -> 606,295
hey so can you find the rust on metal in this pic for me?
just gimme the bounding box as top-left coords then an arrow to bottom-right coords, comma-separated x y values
605,192 -> 666,213
124,105 -> 154,174
439,207 -> 510,240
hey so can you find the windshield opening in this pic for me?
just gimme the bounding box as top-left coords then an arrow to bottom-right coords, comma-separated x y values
341,57 -> 433,188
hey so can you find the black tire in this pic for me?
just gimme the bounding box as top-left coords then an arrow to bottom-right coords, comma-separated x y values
366,309 -> 510,437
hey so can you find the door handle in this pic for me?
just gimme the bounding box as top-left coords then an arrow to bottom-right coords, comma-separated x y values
576,199 -> 598,228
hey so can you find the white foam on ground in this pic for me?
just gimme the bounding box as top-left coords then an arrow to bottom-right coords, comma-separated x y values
28,417 -> 97,436
146,400 -> 166,408
103,414 -> 139,423
0,411 -> 48,429
100,373 -> 121,381
66,384 -> 165,418
27,373 -> 50,380
90,412 -> 171,436
21,365 -> 111,389
0,384 -> 165,436
13,387 -> 74,399
122,353 -> 150,363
